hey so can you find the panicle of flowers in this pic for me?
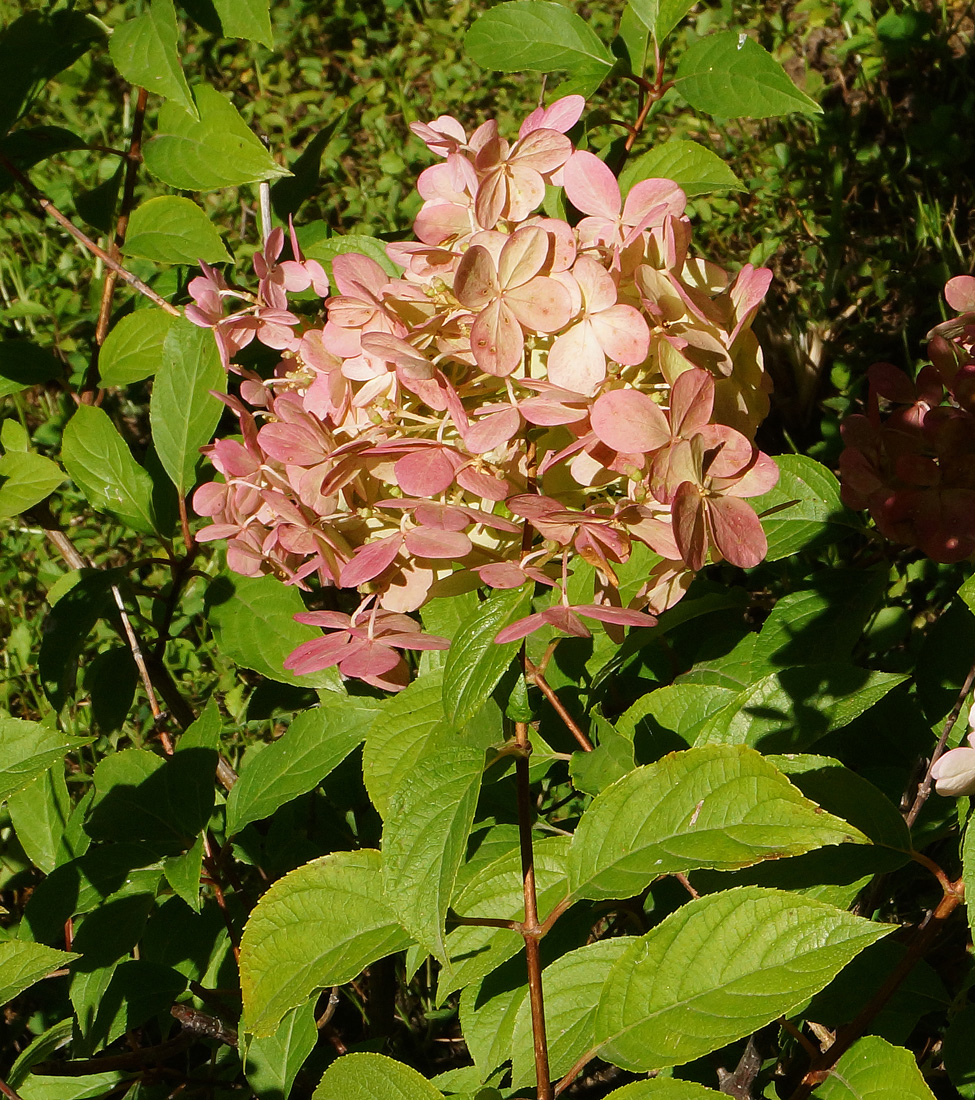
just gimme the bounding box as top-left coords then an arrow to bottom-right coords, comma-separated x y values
839,275 -> 975,563
189,95 -> 778,689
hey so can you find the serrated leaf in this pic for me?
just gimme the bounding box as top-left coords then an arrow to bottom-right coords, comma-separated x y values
123,196 -> 231,265
226,698 -> 381,836
314,1053 -> 443,1100
568,744 -> 866,902
8,763 -> 70,874
108,0 -> 196,117
595,887 -> 891,1072
964,822 -> 975,943
752,456 -> 857,561
205,572 -> 343,690
0,451 -> 64,519
382,744 -> 484,964
98,309 -> 175,387
240,850 -> 414,1036
817,1035 -> 935,1099
511,939 -> 632,1087
619,139 -> 744,197
460,969 -> 528,1079
0,340 -> 63,398
213,0 -> 273,47
0,940 -> 78,1005
61,405 -> 158,534
143,85 -> 289,191
439,837 -> 570,1002
465,1 -> 615,79
150,317 -> 226,494
244,1001 -> 317,1099
0,718 -> 92,803
674,31 -> 821,119
442,586 -> 532,729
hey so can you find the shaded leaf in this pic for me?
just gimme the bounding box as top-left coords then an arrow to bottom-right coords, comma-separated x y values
0,941 -> 78,1006
245,1001 -> 317,1099
0,126 -> 86,192
0,718 -> 92,803
0,340 -> 63,398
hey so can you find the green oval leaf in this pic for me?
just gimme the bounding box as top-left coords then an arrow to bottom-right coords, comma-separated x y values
314,1053 -> 443,1100
108,0 -> 196,118
619,139 -> 744,197
753,455 -> 857,561
122,196 -> 231,265
675,32 -> 821,119
0,939 -> 78,1006
143,85 -> 290,191
817,1035 -> 936,1100
150,318 -> 227,494
0,451 -> 64,520
595,886 -> 891,1072
213,0 -> 273,47
465,1 -> 614,78
98,310 -> 175,388
442,586 -> 532,729
240,850 -> 414,1037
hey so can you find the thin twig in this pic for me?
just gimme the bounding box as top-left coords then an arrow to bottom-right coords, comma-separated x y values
0,1077 -> 25,1100
525,659 -> 594,752
0,152 -> 179,317
36,1033 -> 194,1076
906,662 -> 975,827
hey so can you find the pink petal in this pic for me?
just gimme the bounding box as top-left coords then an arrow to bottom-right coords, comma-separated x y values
470,298 -> 524,376
499,226 -> 549,289
725,451 -> 780,498
574,604 -> 658,628
283,633 -> 354,676
331,252 -> 388,297
673,481 -> 708,571
465,407 -> 522,453
728,264 -> 773,344
547,322 -> 606,396
454,245 -> 500,310
504,164 -> 547,223
562,151 -> 621,220
707,495 -> 767,569
404,526 -> 473,559
519,95 -> 585,137
339,534 -> 403,588
589,304 -> 650,366
504,275 -> 572,334
621,178 -> 686,230
932,746 -> 975,796
293,611 -> 353,629
590,389 -> 671,454
474,167 -> 507,229
394,448 -> 456,496
946,275 -> 975,313
669,369 -> 715,436
360,332 -> 436,379
340,639 -> 401,679
511,129 -> 572,174
455,465 -> 509,501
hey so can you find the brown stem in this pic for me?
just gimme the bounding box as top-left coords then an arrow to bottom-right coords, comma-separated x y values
787,877 -> 965,1100
36,1033 -> 194,1076
515,720 -> 553,1099
0,151 -> 179,318
450,915 -> 523,931
779,1016 -> 820,1059
906,661 -> 975,827
0,1077 -> 26,1100
525,659 -> 593,752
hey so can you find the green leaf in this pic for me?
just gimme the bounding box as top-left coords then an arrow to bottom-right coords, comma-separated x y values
460,970 -> 528,1079
0,940 -> 78,1005
205,572 -> 343,690
108,0 -> 196,118
302,233 -> 403,282
164,834 -> 205,913
0,451 -> 64,520
616,2 -> 654,77
0,340 -> 63,398
438,837 -> 570,1002
150,317 -> 226,494
595,887 -> 891,1072
143,85 -> 290,191
16,1072 -> 123,1100
465,2 -> 615,80
61,405 -> 158,534
674,31 -> 821,119
123,196 -> 231,265
8,1018 -> 75,1090
442,586 -> 532,729
943,1003 -> 975,1100
618,139 -> 744,197
313,1053 -> 443,1100
752,456 -> 857,561
0,126 -> 87,192
511,939 -> 632,1087
604,1082 -> 725,1099
226,698 -> 381,836
98,310 -> 175,388
653,0 -> 698,42
816,1035 -> 935,1099
569,713 -> 635,797
81,959 -> 187,1053
76,163 -> 124,234
382,743 -> 484,964
240,850 -> 413,1037
213,0 -> 273,47
8,763 -> 70,874
0,718 -> 91,803
245,1001 -> 317,1099
964,822 -> 975,942
568,744 -> 866,902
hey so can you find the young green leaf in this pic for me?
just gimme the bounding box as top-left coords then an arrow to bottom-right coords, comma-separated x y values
244,1001 -> 317,1100
163,834 -> 205,913
442,586 -> 532,729
568,744 -> 867,902
619,140 -> 744,197
61,405 -> 158,534
240,850 -> 413,1036
313,1053 -> 443,1100
98,310 -> 175,388
122,196 -> 232,265
595,886 -> 891,1072
0,718 -> 92,803
0,451 -> 64,520
212,0 -> 274,47
465,1 -> 615,80
150,318 -> 227,495
0,941 -> 78,1006
226,698 -> 381,836
108,0 -> 197,118
143,85 -> 290,191
816,1035 -> 936,1100
752,455 -> 856,560
674,32 -> 821,119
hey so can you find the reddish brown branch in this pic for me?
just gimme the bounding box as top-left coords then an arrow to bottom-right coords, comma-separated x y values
525,659 -> 594,752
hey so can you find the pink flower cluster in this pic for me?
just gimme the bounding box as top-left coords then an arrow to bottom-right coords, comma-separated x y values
840,275 -> 975,564
190,97 -> 777,689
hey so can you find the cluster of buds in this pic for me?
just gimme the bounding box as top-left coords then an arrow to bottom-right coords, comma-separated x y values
840,276 -> 975,564
190,96 -> 777,689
